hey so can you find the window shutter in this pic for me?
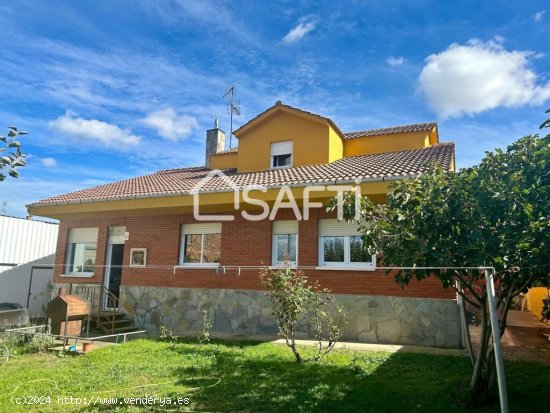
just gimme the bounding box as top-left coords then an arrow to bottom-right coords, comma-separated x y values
318,219 -> 360,236
272,220 -> 298,235
182,223 -> 222,235
68,228 -> 99,244
270,141 -> 293,157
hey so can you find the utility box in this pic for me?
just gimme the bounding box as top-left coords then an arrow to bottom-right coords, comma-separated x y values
47,288 -> 90,336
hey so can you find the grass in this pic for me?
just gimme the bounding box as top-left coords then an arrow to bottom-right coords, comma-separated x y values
0,337 -> 546,412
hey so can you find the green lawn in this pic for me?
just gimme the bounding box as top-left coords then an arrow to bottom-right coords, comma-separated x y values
0,338 -> 546,412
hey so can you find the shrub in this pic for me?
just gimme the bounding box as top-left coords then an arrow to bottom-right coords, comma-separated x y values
27,333 -> 56,353
260,262 -> 346,363
159,325 -> 178,348
197,310 -> 212,344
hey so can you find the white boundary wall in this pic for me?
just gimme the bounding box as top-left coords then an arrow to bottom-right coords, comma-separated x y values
0,215 -> 58,273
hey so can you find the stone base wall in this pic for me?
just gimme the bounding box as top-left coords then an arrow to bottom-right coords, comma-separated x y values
120,286 -> 462,348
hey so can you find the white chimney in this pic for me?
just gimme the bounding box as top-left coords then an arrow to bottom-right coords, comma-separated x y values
205,117 -> 226,168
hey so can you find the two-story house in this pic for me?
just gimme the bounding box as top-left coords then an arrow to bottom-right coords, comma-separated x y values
28,101 -> 461,347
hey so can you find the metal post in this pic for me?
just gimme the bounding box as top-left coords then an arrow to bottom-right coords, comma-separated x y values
63,311 -> 69,351
456,280 -> 467,349
485,268 -> 509,413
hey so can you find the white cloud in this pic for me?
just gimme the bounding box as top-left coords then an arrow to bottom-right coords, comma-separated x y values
386,56 -> 406,67
48,110 -> 141,147
282,17 -> 317,44
40,157 -> 57,167
533,10 -> 545,22
417,38 -> 550,118
141,107 -> 199,141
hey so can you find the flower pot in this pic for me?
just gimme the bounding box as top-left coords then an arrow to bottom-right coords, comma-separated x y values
82,342 -> 94,353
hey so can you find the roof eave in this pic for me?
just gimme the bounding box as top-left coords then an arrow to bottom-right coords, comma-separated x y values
26,173 -> 425,210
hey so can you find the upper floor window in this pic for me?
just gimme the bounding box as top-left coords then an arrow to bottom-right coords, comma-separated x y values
270,141 -> 293,169
272,220 -> 298,266
180,223 -> 221,266
318,219 -> 375,269
66,228 -> 98,276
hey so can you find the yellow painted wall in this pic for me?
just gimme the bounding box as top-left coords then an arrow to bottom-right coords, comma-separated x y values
343,131 -> 432,157
209,152 -> 238,170
524,287 -> 549,320
328,127 -> 344,162
235,111 -> 339,172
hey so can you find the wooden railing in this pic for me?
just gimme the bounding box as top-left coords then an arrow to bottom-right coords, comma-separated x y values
69,283 -> 120,333
98,287 -> 120,333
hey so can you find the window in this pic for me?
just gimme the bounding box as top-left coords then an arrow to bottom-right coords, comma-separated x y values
323,236 -> 344,263
180,223 -> 221,266
272,220 -> 298,265
65,228 -> 98,276
270,141 -> 292,169
318,220 -> 375,269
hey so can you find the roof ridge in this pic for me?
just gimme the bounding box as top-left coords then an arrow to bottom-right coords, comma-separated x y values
344,122 -> 437,139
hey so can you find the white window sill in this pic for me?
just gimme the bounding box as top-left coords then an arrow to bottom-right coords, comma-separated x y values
175,264 -> 220,269
60,273 -> 95,278
270,165 -> 292,170
315,266 -> 376,272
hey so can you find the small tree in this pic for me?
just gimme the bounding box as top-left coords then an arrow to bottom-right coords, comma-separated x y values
260,264 -> 311,363
334,110 -> 550,396
309,292 -> 346,362
1,126 -> 27,182
197,309 -> 213,344
260,263 -> 346,363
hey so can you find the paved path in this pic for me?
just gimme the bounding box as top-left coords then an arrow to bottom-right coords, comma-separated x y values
469,310 -> 550,364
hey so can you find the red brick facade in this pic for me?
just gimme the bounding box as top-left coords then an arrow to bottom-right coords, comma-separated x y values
53,208 -> 454,299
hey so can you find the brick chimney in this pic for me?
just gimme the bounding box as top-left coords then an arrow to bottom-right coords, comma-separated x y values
205,117 -> 226,168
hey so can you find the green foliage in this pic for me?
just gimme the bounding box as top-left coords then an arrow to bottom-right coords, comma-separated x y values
260,263 -> 346,363
333,111 -> 550,395
159,325 -> 179,349
309,294 -> 347,362
542,297 -> 550,323
26,333 -> 56,353
197,309 -> 213,344
0,126 -> 27,181
0,338 -> 546,412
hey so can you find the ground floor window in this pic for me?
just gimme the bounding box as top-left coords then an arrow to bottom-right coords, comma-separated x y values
65,227 -> 98,276
318,220 -> 375,268
180,223 -> 221,265
272,220 -> 298,265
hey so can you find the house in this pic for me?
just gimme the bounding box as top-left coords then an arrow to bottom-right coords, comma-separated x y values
27,102 -> 461,347
0,215 -> 59,317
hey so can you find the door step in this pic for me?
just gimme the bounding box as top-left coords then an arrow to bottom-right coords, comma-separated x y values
95,311 -> 138,334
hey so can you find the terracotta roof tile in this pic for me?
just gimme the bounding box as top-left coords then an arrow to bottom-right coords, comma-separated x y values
29,143 -> 454,207
344,122 -> 437,140
213,147 -> 238,155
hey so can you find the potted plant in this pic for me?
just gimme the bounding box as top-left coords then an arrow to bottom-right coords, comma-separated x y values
82,341 -> 94,353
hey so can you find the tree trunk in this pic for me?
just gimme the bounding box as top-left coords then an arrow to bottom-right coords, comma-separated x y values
470,302 -> 491,393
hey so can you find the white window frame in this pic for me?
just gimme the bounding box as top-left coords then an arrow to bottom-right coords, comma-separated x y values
272,220 -> 298,266
317,220 -> 376,271
64,228 -> 98,277
270,141 -> 293,169
272,234 -> 298,266
179,223 -> 221,267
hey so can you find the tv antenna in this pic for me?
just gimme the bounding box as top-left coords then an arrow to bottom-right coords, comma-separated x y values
223,86 -> 240,148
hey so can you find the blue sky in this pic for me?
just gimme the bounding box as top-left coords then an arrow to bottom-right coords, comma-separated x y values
1,0 -> 549,217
